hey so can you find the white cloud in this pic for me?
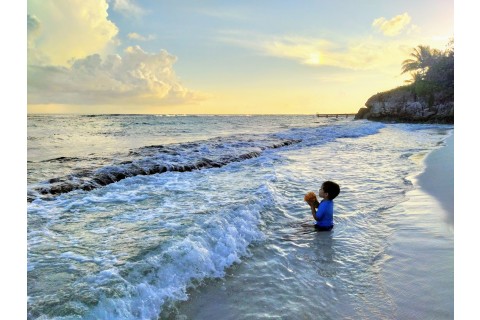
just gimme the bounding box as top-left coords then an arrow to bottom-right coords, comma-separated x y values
217,29 -> 422,71
372,13 -> 412,36
27,14 -> 40,47
263,37 -> 334,66
195,7 -> 250,21
128,32 -> 155,41
261,36 -> 404,70
27,14 -> 49,65
28,0 -> 119,66
110,0 -> 146,18
28,46 -> 201,106
27,1 -> 201,107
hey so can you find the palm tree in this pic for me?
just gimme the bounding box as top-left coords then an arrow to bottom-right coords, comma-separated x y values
403,71 -> 421,84
401,45 -> 440,80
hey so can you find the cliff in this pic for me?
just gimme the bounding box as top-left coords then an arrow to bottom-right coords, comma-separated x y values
355,85 -> 454,124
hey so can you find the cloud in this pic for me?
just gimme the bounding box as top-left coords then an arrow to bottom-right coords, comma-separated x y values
27,1 -> 201,107
263,37 -> 333,66
128,32 -> 155,41
372,13 -> 412,36
216,29 -> 418,71
27,14 -> 49,65
110,0 -> 146,18
262,36 -> 404,70
28,0 -> 119,66
195,7 -> 250,21
27,14 -> 40,46
216,31 -> 390,70
28,46 -> 202,106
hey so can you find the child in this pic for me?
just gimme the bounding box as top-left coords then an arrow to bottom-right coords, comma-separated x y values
305,181 -> 340,231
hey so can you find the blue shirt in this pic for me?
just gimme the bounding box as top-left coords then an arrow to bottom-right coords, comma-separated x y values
315,199 -> 334,227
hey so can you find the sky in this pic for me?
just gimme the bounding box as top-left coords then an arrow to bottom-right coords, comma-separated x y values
27,0 -> 453,115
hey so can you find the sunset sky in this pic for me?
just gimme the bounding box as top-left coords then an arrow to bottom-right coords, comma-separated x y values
27,0 -> 454,115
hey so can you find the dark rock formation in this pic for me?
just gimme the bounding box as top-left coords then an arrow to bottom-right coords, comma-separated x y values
355,86 -> 453,124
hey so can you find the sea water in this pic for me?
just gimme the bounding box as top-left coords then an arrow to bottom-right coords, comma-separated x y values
27,114 -> 453,319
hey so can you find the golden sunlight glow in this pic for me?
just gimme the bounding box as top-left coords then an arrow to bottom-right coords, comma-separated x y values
264,38 -> 332,67
27,1 -> 453,115
305,52 -> 321,65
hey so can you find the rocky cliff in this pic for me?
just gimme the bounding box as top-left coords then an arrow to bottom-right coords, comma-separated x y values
355,86 -> 454,124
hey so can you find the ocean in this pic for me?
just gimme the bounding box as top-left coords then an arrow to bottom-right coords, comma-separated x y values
27,114 -> 454,319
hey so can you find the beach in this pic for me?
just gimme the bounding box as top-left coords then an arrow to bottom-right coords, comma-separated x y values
418,132 -> 454,224
27,115 -> 454,319
381,132 -> 454,319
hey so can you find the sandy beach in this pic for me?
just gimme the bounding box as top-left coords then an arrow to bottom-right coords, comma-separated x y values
418,132 -> 454,225
381,131 -> 454,319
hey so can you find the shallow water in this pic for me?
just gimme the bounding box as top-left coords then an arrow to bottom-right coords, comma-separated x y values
27,115 -> 453,319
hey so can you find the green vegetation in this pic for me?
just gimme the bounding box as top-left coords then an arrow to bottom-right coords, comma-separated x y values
357,39 -> 453,123
401,39 -> 454,102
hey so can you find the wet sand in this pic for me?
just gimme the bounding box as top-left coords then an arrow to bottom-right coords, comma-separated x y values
417,132 -> 454,225
381,130 -> 454,319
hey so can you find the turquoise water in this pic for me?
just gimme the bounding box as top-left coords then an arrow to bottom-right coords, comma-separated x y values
27,115 -> 453,319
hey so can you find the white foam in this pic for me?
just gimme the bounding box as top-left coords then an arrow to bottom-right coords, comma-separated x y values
60,252 -> 102,265
83,187 -> 268,319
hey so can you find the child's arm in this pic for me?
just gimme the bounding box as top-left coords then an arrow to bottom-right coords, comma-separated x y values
309,203 -> 319,221
311,201 -> 326,222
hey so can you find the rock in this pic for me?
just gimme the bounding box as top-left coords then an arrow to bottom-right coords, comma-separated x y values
354,107 -> 370,120
355,86 -> 454,123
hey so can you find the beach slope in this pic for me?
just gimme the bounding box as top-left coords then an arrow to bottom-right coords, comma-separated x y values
417,132 -> 454,224
382,131 -> 454,319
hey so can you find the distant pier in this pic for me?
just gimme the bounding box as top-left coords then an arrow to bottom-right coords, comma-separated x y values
316,113 -> 356,118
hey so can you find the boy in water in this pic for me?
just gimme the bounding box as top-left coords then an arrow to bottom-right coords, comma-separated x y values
306,181 -> 340,231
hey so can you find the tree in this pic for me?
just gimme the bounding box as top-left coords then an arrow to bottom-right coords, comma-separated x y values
401,40 -> 454,101
401,45 -> 441,80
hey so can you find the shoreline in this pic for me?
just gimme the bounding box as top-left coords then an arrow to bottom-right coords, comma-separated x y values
381,129 -> 454,319
417,131 -> 454,225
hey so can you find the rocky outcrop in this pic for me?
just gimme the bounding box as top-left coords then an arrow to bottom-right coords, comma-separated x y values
355,86 -> 454,123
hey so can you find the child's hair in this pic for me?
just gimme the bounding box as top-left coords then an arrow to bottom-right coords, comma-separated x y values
322,181 -> 340,200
